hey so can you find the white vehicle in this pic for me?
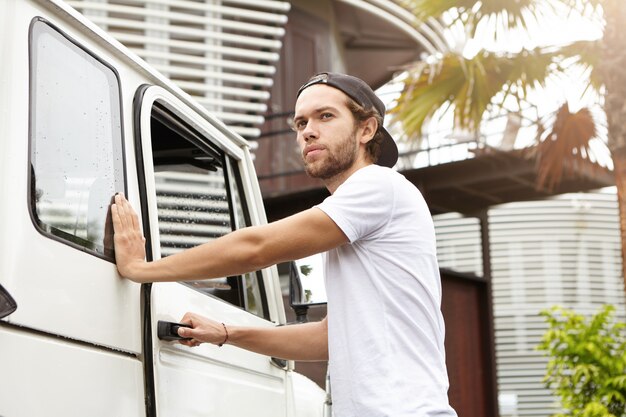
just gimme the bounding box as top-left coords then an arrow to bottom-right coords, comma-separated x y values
0,1 -> 326,416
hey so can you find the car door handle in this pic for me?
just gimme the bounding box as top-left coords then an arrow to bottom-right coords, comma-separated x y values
157,320 -> 192,341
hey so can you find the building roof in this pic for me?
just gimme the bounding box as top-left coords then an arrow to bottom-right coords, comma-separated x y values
263,148 -> 615,220
403,148 -> 615,215
332,0 -> 447,88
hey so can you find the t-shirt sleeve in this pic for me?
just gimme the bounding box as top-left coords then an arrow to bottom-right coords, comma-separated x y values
316,168 -> 394,243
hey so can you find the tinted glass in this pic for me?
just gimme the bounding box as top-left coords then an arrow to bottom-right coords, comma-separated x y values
29,20 -> 124,259
150,104 -> 267,318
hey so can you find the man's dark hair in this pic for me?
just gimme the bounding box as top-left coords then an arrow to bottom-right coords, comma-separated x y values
345,97 -> 384,164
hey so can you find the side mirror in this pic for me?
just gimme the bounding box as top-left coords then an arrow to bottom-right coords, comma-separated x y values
0,283 -> 17,319
289,255 -> 327,323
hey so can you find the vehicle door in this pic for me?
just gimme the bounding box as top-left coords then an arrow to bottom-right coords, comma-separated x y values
134,85 -> 288,417
0,10 -> 144,417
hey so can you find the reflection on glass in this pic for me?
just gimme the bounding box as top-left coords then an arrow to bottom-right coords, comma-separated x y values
153,158 -> 266,318
293,255 -> 327,305
155,167 -> 233,296
155,169 -> 230,256
30,20 -> 123,258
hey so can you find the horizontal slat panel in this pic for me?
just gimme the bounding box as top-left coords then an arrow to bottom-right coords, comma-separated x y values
128,49 -> 276,74
208,112 -> 263,124
434,212 -> 483,275
223,0 -> 290,12
68,2 -> 286,36
194,97 -> 267,113
107,33 -> 280,61
434,189 -> 624,417
229,126 -> 260,137
85,16 -> 283,49
71,0 -> 289,138
117,0 -> 288,23
175,80 -> 271,100
489,190 -> 625,417
149,64 -> 273,86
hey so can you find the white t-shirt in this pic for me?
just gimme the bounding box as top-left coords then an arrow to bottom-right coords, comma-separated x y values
316,165 -> 457,417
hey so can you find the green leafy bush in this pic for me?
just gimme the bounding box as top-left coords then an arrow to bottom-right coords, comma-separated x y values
537,305 -> 626,417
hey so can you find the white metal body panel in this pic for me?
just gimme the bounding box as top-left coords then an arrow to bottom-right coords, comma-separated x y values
0,326 -> 145,417
0,0 -> 142,354
288,372 -> 327,417
151,283 -> 288,417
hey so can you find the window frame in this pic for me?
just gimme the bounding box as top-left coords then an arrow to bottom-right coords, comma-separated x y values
27,17 -> 127,262
133,84 -> 269,319
225,157 -> 271,319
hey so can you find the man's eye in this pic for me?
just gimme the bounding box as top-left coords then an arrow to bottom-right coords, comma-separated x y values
295,120 -> 307,130
321,113 -> 333,120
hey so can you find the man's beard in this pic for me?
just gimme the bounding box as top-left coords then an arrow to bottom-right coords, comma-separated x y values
303,129 -> 358,180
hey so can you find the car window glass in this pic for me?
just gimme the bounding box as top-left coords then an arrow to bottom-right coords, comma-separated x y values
150,102 -> 268,318
29,19 -> 124,259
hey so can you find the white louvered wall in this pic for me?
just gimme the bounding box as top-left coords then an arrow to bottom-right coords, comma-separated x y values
68,0 -> 289,138
434,212 -> 483,277
434,188 -> 626,417
490,188 -> 625,417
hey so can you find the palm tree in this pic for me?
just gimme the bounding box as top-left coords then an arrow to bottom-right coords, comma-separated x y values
391,0 -> 626,288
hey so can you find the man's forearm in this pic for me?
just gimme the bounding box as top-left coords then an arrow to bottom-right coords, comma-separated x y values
178,313 -> 329,361
113,193 -> 348,284
128,226 -> 269,283
227,320 -> 328,361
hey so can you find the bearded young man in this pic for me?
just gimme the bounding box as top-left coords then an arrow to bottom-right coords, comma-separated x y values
112,72 -> 457,417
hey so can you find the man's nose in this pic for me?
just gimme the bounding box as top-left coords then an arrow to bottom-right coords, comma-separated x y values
302,120 -> 318,141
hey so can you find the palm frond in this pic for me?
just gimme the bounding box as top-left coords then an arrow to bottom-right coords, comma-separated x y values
557,40 -> 603,91
390,48 -> 561,138
557,0 -> 604,15
485,49 -> 557,97
533,103 -> 605,191
399,0 -> 477,22
476,0 -> 549,32
401,0 -> 558,36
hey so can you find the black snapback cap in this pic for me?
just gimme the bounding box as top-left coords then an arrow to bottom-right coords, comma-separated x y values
296,72 -> 398,168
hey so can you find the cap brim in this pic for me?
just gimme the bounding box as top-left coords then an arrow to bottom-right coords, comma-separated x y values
377,127 -> 398,168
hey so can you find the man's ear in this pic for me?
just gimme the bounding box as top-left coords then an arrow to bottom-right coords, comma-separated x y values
358,116 -> 378,144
